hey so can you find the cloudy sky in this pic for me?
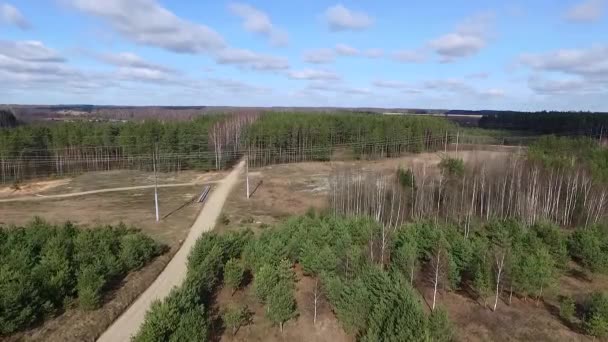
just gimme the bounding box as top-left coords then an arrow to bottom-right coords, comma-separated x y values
1,0 -> 607,110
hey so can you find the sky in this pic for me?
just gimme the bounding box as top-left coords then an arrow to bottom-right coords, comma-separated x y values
0,0 -> 607,110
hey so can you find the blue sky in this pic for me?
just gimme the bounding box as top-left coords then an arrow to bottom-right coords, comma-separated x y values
1,0 -> 607,110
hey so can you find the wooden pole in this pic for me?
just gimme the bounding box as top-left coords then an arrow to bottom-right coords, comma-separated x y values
246,156 -> 250,199
455,131 -> 460,157
153,144 -> 160,222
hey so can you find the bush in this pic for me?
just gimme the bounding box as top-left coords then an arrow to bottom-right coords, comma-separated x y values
119,233 -> 162,270
224,258 -> 245,294
253,264 -> 278,303
223,305 -> 249,336
569,226 -> 608,273
439,158 -> 464,177
559,296 -> 575,323
428,307 -> 454,342
77,264 -> 105,310
584,292 -> 608,338
397,167 -> 416,188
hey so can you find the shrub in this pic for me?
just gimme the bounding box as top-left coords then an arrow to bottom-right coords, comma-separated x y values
569,226 -> 608,273
439,157 -> 464,177
119,233 -> 162,270
559,296 -> 575,323
397,167 -> 415,188
77,264 -> 105,310
224,258 -> 245,295
428,307 -> 454,342
253,264 -> 278,303
223,305 -> 249,336
584,292 -> 608,337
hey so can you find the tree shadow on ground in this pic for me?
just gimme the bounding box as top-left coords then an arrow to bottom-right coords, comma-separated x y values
568,267 -> 592,283
248,180 -> 263,198
543,300 -> 586,335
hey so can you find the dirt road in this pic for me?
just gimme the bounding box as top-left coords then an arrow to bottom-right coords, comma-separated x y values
0,182 -> 217,203
96,160 -> 245,342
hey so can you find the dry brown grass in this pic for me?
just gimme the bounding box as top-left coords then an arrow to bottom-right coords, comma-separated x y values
0,185 -> 203,246
0,169 -> 224,198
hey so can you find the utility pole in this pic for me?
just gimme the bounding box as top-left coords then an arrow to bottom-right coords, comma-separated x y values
246,155 -> 250,199
153,144 -> 159,222
455,130 -> 460,157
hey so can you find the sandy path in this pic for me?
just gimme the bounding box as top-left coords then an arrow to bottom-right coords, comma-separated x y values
96,160 -> 244,342
0,181 -> 217,203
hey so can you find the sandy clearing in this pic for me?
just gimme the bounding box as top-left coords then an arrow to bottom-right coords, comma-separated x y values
0,181 -> 218,203
0,179 -> 71,198
96,160 -> 244,342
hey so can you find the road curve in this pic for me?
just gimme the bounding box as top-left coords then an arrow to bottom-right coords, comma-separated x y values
97,160 -> 244,342
0,182 -> 217,203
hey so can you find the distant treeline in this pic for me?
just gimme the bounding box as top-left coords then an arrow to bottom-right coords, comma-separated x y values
478,112 -> 608,135
244,113 -> 454,167
0,112 -> 455,182
0,115 -> 248,183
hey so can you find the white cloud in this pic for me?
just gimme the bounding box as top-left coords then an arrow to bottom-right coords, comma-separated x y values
335,43 -> 359,56
96,52 -> 185,85
0,40 -> 64,62
428,12 -> 493,62
392,49 -> 427,63
303,49 -> 335,64
527,75 -> 597,94
324,4 -> 373,31
364,48 -> 384,58
116,67 -> 176,83
228,2 -> 288,46
0,3 -> 29,29
521,45 -> 608,76
288,69 -> 340,80
0,40 -> 101,91
520,45 -> 608,83
565,0 -> 605,22
99,52 -> 174,73
67,0 -> 225,53
216,48 -> 289,71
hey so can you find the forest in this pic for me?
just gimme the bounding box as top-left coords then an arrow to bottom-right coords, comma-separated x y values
479,112 -> 608,135
244,113 -> 454,167
0,219 -> 165,335
134,212 -> 608,341
0,113 -> 254,183
0,112 -> 454,183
